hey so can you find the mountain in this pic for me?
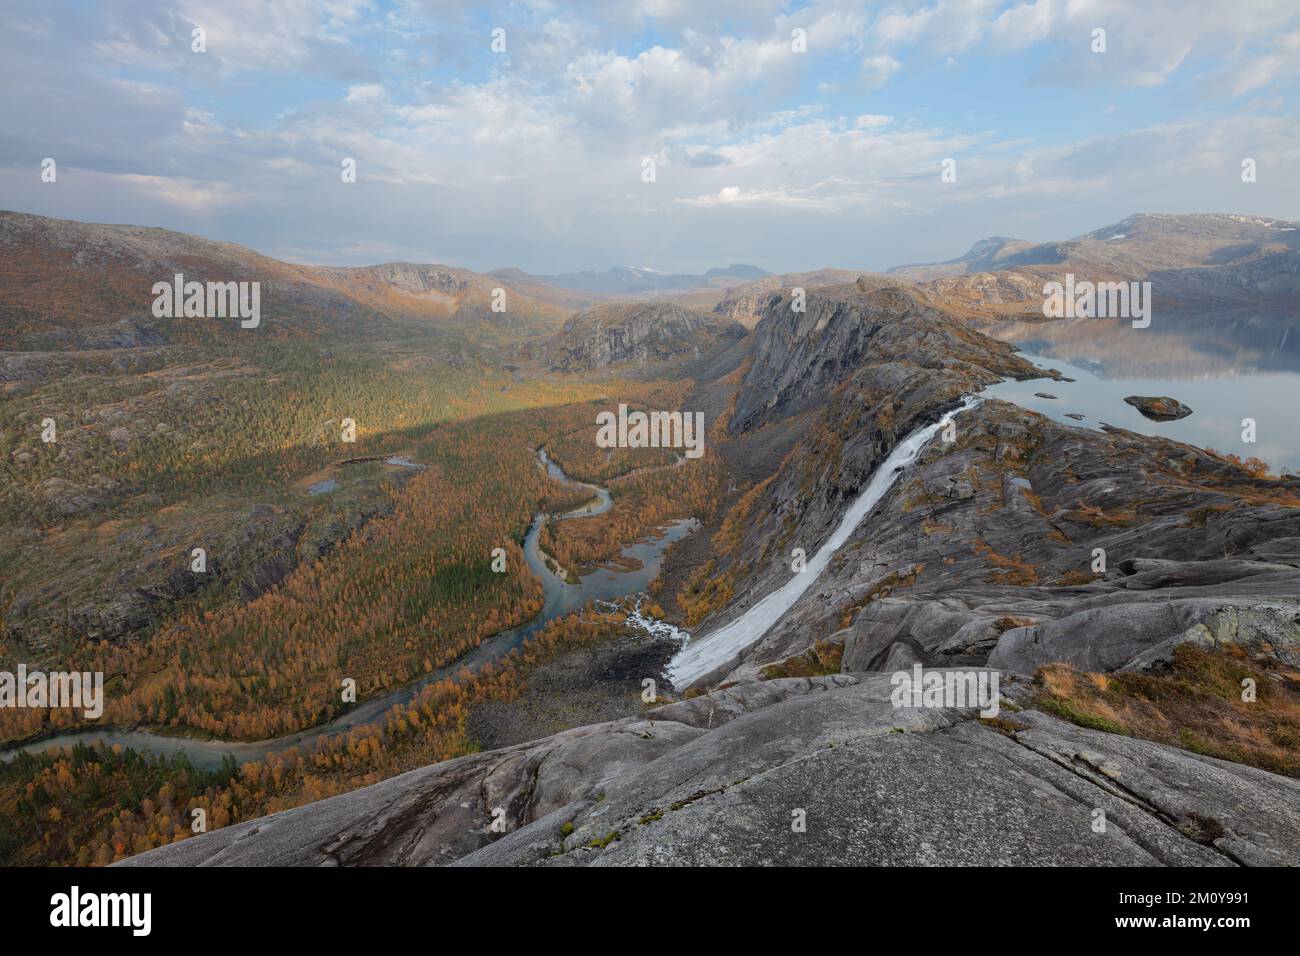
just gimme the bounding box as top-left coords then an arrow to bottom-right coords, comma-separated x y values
888,236 -> 1037,281
482,267 -> 605,311
0,210 -> 570,351
307,261 -> 572,325
709,269 -> 905,327
528,263 -> 769,297
688,282 -> 1300,685
546,301 -> 746,371
890,213 -> 1300,317
705,266 -> 1048,328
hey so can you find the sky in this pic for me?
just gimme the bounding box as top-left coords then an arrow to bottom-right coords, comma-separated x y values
1,0 -> 1298,274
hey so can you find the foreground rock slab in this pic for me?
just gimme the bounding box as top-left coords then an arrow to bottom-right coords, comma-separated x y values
121,673 -> 1300,867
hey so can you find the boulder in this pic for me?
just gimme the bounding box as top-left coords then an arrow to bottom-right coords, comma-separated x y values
1124,395 -> 1193,421
989,599 -> 1300,673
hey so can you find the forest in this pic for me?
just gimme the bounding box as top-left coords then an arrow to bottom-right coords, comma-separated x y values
0,607 -> 641,866
0,324 -> 741,866
1,338 -> 715,742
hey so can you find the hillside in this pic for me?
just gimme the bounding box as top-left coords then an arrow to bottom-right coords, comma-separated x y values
891,213 -> 1300,317
888,235 -> 1039,281
546,301 -> 746,371
0,211 -> 569,351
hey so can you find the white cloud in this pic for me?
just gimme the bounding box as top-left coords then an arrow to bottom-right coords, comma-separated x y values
0,0 -> 1297,273
678,185 -> 843,211
862,54 -> 902,89
344,83 -> 386,103
116,172 -> 244,211
854,114 -> 894,130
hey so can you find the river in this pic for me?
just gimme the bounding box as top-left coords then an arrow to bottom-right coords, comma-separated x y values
2,448 -> 697,770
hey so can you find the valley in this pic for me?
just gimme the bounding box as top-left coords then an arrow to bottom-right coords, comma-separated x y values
2,209 -> 1299,868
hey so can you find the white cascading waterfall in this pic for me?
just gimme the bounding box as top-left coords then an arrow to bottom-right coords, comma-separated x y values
666,396 -> 980,688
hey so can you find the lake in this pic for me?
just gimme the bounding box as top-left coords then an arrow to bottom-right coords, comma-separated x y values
984,312 -> 1300,474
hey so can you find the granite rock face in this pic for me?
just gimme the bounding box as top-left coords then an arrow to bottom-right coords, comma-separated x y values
989,599 -> 1300,673
728,282 -> 1036,433
547,302 -> 745,371
120,673 -> 1300,867
683,285 -> 1300,688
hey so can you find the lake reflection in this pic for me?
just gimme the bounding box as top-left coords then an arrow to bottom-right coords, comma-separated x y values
983,312 -> 1300,474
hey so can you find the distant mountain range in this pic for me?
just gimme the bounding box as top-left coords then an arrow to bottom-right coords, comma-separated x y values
0,210 -> 772,351
3,209 -> 1296,355
506,264 -> 769,296
691,213 -> 1300,328
887,213 -> 1300,316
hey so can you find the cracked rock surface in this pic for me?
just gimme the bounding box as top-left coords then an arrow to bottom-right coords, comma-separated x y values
121,673 -> 1300,867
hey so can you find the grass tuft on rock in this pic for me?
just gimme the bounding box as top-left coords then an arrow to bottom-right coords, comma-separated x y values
1033,645 -> 1300,777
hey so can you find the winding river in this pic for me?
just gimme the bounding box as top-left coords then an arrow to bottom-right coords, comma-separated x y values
2,449 -> 697,770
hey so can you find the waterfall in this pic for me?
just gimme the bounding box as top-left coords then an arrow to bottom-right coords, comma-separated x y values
666,396 -> 979,688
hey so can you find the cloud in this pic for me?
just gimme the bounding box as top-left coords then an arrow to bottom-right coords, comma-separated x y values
862,54 -> 902,89
677,185 -> 843,211
115,172 -> 244,211
854,114 -> 894,129
1225,31 -> 1300,95
0,0 -> 1296,274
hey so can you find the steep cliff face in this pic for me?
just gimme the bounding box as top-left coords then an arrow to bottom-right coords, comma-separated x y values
546,301 -> 745,371
682,283 -> 1041,651
729,282 -> 1032,432
709,269 -> 866,327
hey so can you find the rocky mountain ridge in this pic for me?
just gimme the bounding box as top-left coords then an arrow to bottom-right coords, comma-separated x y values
547,301 -> 746,372
685,283 -> 1300,686
887,213 -> 1300,316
